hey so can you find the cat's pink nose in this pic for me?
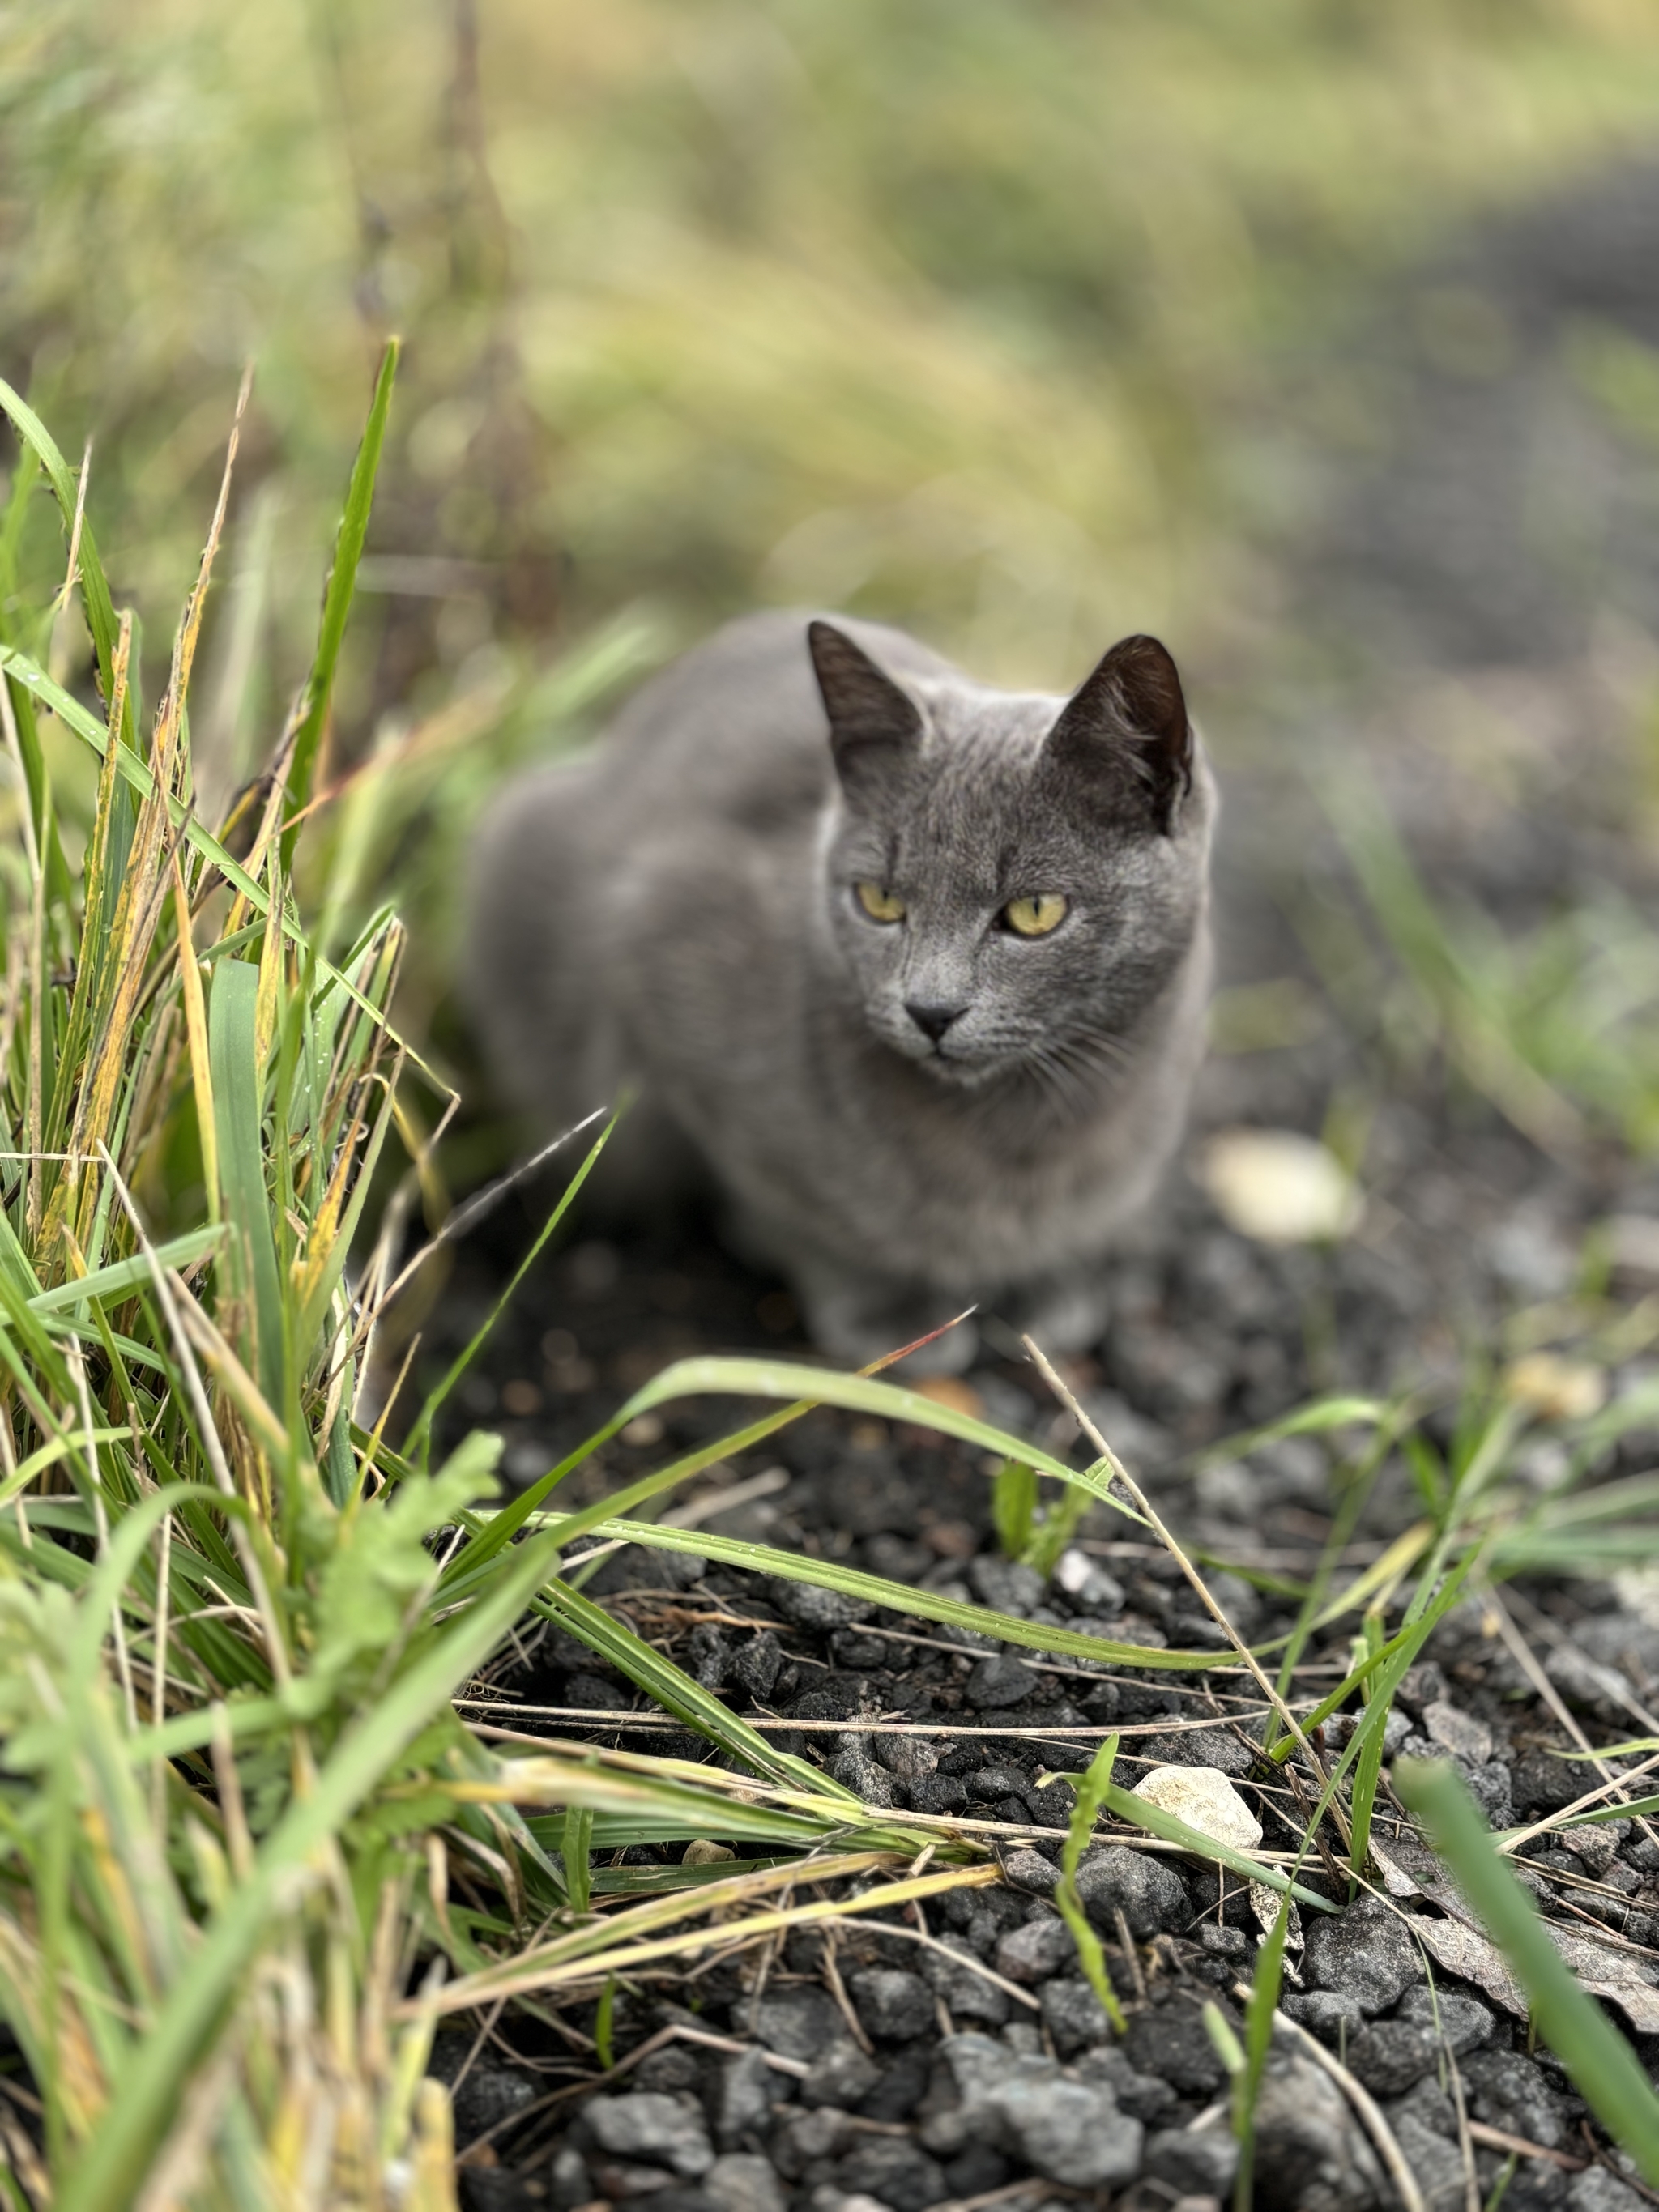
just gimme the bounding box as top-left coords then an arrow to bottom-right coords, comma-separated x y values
906,999 -> 966,1044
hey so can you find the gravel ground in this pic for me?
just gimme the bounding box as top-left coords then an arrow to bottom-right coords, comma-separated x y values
421,1037 -> 1659,2212
416,162 -> 1659,2212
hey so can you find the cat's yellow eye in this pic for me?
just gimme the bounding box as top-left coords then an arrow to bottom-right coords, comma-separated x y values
856,882 -> 907,924
1003,893 -> 1068,938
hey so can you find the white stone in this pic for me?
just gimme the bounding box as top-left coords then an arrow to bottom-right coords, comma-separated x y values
1132,1763 -> 1263,1851
1201,1128 -> 1362,1246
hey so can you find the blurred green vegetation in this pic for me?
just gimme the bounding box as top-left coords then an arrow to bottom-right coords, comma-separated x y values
5,0 -> 1659,765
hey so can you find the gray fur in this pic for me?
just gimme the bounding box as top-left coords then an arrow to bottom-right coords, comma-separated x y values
465,610 -> 1216,1370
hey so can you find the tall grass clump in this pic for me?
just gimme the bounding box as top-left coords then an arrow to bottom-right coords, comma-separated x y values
8,353 -> 1659,2211
0,363 -> 1345,2206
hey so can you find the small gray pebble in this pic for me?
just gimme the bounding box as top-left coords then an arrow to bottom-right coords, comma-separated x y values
849,1966 -> 934,2043
705,2154 -> 787,2212
825,1750 -> 895,1806
1461,2048 -> 1570,2151
966,1762 -> 1030,1802
965,1653 -> 1039,1709
938,2035 -> 1143,2188
994,1916 -> 1075,1984
1348,2018 -> 1439,2096
550,2148 -> 591,2210
766,1577 -> 873,1630
833,2136 -> 946,2212
903,1773 -> 966,1815
770,2106 -> 850,2180
1073,2044 -> 1178,2124
922,1940 -> 1010,2027
1145,2124 -> 1241,2196
873,1734 -> 937,1779
1393,1986 -> 1494,2054
1038,1977 -> 1115,2056
1302,1894 -> 1423,2015
1074,1843 -> 1189,1937
1122,1993 -> 1232,2097
586,2092 -> 714,2178
800,2039 -> 881,2111
755,1990 -> 844,2061
1569,2170 -> 1649,2212
1282,1988 -> 1367,2045
716,2048 -> 783,2144
967,1555 -> 1046,1616
1000,1847 -> 1060,1896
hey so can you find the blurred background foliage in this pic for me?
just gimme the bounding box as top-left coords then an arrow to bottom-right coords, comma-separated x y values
5,0 -> 1659,1033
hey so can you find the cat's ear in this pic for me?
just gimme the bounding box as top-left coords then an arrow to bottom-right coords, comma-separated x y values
1043,633 -> 1192,833
808,620 -> 923,801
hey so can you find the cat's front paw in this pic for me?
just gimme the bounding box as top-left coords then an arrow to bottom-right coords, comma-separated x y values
796,1276 -> 980,1377
1005,1273 -> 1110,1358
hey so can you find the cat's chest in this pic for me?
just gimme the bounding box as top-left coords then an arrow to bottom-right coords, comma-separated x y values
765,1046 -> 1148,1269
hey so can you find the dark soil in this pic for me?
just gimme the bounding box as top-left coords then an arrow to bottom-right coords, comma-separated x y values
415,158 -> 1659,2212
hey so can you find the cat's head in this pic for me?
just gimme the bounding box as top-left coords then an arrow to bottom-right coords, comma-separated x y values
809,618 -> 1213,1097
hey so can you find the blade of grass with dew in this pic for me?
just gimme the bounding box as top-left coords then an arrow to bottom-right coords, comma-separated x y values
1049,1733 -> 1125,2032
457,1750 -> 913,1856
24,1227 -> 222,1314
1397,1758 -> 1659,2184
606,1355 -> 1141,1500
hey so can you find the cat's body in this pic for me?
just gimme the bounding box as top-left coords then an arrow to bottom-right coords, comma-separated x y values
466,610 -> 1215,1369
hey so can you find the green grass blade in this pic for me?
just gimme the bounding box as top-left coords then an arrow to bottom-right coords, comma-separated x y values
402,1110 -> 614,1467
569,1516 -> 1225,1673
1235,1891 -> 1293,2206
280,339 -> 399,871
0,377 -> 129,741
1051,1733 -> 1125,2032
0,640 -> 445,1088
28,1229 -> 222,1316
993,1457 -> 1037,1558
209,960 -> 285,1413
533,1575 -> 852,1796
609,1353 -> 1139,1507
562,1805 -> 593,1914
1189,1396 -> 1390,1476
1397,1758 -> 1659,2184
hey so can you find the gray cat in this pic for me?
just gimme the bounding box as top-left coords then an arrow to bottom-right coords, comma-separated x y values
465,611 -> 1215,1371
